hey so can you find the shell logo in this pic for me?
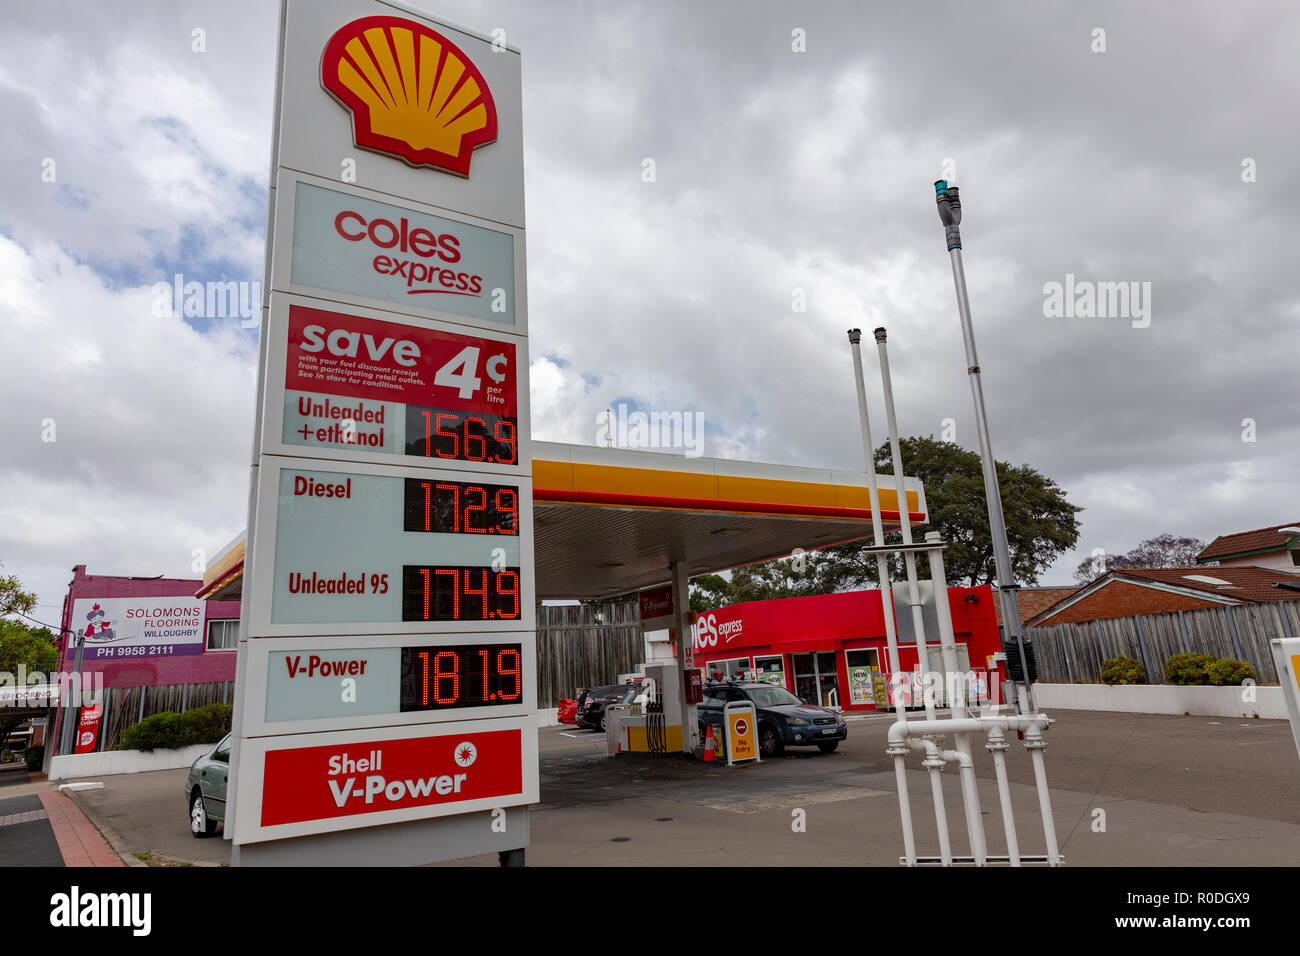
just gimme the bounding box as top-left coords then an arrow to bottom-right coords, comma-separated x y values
321,16 -> 498,177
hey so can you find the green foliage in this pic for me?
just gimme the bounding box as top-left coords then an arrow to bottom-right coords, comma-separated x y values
0,618 -> 59,676
1205,657 -> 1255,686
119,703 -> 233,752
1165,652 -> 1217,685
684,436 -> 1081,608
814,437 -> 1081,590
0,569 -> 38,620
1100,655 -> 1147,685
23,744 -> 44,771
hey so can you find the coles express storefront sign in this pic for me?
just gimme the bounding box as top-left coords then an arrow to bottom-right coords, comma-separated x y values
252,724 -> 529,840
692,609 -> 746,652
289,181 -> 516,327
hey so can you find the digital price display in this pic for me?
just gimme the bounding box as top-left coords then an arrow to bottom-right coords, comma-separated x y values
402,478 -> 518,535
402,566 -> 522,622
399,643 -> 524,711
404,406 -> 518,466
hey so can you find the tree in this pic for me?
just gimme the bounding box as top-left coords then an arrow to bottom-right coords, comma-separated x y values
0,569 -> 37,621
0,590 -> 59,755
812,436 -> 1082,589
1073,533 -> 1208,585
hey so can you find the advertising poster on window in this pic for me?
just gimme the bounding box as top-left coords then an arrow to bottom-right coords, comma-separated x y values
848,666 -> 876,705
68,598 -> 208,659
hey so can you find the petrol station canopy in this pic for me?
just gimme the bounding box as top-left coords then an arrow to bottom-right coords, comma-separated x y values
198,440 -> 927,603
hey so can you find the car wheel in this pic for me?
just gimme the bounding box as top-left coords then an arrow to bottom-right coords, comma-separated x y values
816,740 -> 839,753
759,723 -> 784,758
599,714 -> 607,731
190,790 -> 216,838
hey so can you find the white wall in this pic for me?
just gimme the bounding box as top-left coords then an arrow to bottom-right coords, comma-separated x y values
48,743 -> 213,780
1034,682 -> 1287,719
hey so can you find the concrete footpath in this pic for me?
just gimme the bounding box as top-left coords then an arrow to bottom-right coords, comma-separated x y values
0,770 -> 124,867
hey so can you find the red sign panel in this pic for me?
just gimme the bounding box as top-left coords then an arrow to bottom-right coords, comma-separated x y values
75,706 -> 102,754
285,304 -> 517,416
260,727 -> 523,827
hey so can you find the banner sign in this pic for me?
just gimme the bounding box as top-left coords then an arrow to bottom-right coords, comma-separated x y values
68,598 -> 207,659
75,705 -> 102,753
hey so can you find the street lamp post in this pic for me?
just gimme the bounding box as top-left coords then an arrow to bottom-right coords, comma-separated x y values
934,179 -> 1036,713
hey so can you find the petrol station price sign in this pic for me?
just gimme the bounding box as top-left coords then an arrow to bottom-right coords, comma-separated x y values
245,458 -> 534,637
238,632 -> 536,737
259,297 -> 529,474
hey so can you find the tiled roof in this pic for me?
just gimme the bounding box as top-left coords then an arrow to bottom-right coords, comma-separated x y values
1112,566 -> 1300,603
1198,521 -> 1300,561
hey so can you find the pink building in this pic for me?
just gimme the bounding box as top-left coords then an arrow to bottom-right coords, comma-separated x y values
53,565 -> 240,753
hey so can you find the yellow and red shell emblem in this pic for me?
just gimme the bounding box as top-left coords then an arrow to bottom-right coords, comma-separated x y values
321,16 -> 498,177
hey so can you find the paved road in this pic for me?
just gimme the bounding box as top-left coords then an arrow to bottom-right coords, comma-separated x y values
62,708 -> 1300,866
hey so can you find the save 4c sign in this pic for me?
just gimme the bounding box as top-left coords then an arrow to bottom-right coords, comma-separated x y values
228,0 -> 536,865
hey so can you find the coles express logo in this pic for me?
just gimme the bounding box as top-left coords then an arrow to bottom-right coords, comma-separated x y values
692,612 -> 743,649
333,209 -> 485,297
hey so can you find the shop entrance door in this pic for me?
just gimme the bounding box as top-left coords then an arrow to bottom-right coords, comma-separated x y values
792,652 -> 840,707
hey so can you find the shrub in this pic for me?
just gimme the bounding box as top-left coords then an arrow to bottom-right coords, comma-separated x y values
22,744 -> 43,771
1165,652 -> 1217,685
119,703 -> 233,752
1206,657 -> 1255,686
1101,655 -> 1147,685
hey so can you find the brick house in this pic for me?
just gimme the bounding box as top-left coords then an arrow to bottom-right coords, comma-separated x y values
1027,566 -> 1300,626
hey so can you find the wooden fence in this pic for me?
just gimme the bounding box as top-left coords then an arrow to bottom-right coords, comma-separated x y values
536,602 -> 643,708
1025,600 -> 1300,685
99,681 -> 234,752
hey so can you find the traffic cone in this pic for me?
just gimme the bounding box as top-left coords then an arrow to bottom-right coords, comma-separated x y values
703,724 -> 718,762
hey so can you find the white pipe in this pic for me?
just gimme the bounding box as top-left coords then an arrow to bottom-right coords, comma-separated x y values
926,531 -> 986,865
874,330 -> 936,721
913,739 -> 953,866
892,753 -> 917,866
887,714 -> 1049,745
848,333 -> 905,706
1024,722 -> 1061,866
986,726 -> 1021,866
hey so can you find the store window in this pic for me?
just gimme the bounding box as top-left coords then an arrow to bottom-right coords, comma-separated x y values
844,648 -> 882,706
207,619 -> 238,650
754,655 -> 785,687
706,657 -> 750,681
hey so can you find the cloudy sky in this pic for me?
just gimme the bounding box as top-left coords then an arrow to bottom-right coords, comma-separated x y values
2,0 -> 1297,618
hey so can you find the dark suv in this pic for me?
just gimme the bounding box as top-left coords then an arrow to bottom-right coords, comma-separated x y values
576,683 -> 639,731
697,681 -> 847,756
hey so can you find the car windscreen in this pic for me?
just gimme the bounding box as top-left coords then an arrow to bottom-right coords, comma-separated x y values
745,686 -> 803,708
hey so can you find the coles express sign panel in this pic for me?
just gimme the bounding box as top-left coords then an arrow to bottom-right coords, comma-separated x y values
234,717 -> 538,843
284,179 -> 520,328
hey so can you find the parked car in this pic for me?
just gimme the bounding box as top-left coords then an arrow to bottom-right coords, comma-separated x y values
576,682 -> 641,731
697,680 -> 847,756
185,733 -> 231,838
558,697 -> 580,724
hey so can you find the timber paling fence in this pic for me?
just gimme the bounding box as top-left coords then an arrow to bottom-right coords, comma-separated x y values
536,602 -> 643,708
99,680 -> 234,752
1025,600 -> 1300,686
